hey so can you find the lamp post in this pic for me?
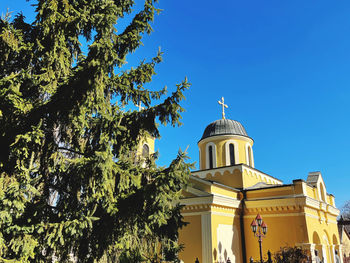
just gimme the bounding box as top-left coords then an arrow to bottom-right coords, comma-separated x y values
250,213 -> 268,263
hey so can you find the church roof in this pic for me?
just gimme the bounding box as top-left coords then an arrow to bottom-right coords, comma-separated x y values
199,119 -> 250,141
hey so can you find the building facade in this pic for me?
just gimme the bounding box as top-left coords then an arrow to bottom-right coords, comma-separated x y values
178,117 -> 341,263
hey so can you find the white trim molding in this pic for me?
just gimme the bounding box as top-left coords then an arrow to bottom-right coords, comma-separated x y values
180,194 -> 241,209
201,213 -> 212,263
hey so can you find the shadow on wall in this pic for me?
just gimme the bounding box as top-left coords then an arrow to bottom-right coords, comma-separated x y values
214,225 -> 240,263
213,242 -> 229,263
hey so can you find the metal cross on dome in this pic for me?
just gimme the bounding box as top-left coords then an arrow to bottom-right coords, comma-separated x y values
137,100 -> 145,111
218,97 -> 228,119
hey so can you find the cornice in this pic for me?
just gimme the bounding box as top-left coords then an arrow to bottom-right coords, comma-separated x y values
304,196 -> 340,216
185,186 -> 209,197
180,194 -> 241,209
244,195 -> 339,217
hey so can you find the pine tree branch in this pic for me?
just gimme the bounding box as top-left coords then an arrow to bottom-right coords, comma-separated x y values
57,147 -> 85,156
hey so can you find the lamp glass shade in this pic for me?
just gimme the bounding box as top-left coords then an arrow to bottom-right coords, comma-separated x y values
251,220 -> 257,233
261,221 -> 267,235
256,214 -> 263,226
252,225 -> 257,233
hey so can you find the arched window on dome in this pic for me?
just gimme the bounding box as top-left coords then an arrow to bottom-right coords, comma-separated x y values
208,146 -> 213,169
319,182 -> 326,202
206,142 -> 216,169
248,146 -> 252,166
142,144 -> 149,158
225,140 -> 238,166
246,144 -> 253,167
229,144 -> 235,166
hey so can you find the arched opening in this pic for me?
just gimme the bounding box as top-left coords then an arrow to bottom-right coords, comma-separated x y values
313,231 -> 322,262
313,231 -> 321,245
142,144 -> 149,158
333,234 -> 339,263
322,230 -> 331,263
332,234 -> 338,245
209,145 -> 214,169
229,143 -> 235,165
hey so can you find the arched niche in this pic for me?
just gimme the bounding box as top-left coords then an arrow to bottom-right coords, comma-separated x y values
332,234 -> 338,245
313,231 -> 321,244
319,182 -> 326,202
322,230 -> 331,245
142,143 -> 150,158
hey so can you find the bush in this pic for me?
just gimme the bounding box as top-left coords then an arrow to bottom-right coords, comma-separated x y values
274,247 -> 309,263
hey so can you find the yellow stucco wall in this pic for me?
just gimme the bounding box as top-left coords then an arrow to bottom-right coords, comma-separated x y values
210,184 -> 239,198
244,213 -> 308,260
305,215 -> 340,263
342,229 -> 350,256
245,185 -> 296,199
137,134 -> 155,156
201,168 -> 244,189
211,209 -> 243,263
192,166 -> 282,190
179,215 -> 202,263
306,184 -> 317,199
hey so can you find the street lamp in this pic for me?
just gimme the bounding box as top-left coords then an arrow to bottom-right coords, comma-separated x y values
250,213 -> 268,263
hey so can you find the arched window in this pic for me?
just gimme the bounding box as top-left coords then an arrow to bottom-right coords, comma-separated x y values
142,144 -> 149,158
205,142 -> 216,169
247,146 -> 252,166
229,143 -> 235,165
225,141 -> 238,166
319,182 -> 326,202
208,145 -> 213,169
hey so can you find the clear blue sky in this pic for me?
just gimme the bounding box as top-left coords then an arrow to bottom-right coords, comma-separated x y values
2,1 -> 350,208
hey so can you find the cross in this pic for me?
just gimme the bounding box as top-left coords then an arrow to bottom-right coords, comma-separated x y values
137,100 -> 144,111
218,97 -> 228,119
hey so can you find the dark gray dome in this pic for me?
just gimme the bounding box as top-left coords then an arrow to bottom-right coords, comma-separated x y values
200,119 -> 249,141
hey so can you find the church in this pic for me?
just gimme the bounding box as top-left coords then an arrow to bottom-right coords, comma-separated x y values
175,98 -> 341,263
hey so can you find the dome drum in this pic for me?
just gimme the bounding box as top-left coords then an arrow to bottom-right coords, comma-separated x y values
198,118 -> 254,169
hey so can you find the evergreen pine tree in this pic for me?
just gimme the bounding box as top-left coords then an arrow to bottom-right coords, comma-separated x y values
0,1 -> 191,262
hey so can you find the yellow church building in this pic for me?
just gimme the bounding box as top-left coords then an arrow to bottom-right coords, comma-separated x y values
176,98 -> 342,263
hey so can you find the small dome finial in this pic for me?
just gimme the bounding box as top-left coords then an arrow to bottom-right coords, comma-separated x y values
218,97 -> 228,119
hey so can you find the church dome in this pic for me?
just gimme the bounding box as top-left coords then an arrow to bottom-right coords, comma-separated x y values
199,119 -> 249,141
